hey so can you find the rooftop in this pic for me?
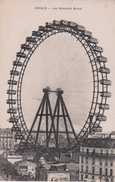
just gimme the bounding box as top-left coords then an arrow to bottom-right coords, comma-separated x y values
15,159 -> 35,164
51,163 -> 66,167
0,128 -> 13,135
82,137 -> 115,148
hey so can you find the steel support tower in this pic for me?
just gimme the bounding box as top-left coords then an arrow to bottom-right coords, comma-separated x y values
23,87 -> 77,153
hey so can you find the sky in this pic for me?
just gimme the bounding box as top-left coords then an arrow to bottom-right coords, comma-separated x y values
0,0 -> 115,133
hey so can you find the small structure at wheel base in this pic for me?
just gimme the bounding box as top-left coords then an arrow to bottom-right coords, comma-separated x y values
38,162 -> 70,181
15,159 -> 36,178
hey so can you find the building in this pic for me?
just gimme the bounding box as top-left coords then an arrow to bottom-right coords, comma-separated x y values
60,152 -> 79,163
39,163 -> 70,181
7,154 -> 22,164
79,133 -> 115,182
0,128 -> 15,152
67,163 -> 79,181
47,163 -> 70,181
37,157 -> 70,181
15,159 -> 36,178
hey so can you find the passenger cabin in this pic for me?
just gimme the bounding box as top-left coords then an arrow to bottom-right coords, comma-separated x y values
97,56 -> 107,63
39,26 -> 51,32
13,61 -> 22,67
60,20 -> 68,26
8,80 -> 17,85
92,126 -> 102,132
26,37 -> 36,43
100,79 -> 111,86
32,31 -> 42,37
96,115 -> 107,121
46,22 -> 52,27
7,108 -> 17,114
100,92 -> 111,97
39,26 -> 44,30
10,70 -> 19,76
76,25 -> 85,31
68,21 -> 78,28
93,46 -> 103,53
88,37 -> 98,44
99,103 -> 109,110
99,67 -> 110,74
7,90 -> 16,95
16,52 -> 26,58
53,20 -> 60,26
83,30 -> 92,37
7,99 -> 16,104
9,117 -> 18,123
21,44 -> 31,50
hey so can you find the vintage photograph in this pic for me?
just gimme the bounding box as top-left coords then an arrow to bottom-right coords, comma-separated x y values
0,0 -> 115,181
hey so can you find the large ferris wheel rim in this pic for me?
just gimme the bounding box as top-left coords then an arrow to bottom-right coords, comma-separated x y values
17,30 -> 99,143
7,20 -> 110,151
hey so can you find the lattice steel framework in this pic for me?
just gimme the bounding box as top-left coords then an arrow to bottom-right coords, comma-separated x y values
22,88 -> 77,152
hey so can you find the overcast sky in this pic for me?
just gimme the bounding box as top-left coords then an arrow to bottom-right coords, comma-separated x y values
0,0 -> 115,133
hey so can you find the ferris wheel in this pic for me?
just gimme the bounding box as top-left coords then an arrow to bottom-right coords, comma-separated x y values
7,20 -> 111,153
